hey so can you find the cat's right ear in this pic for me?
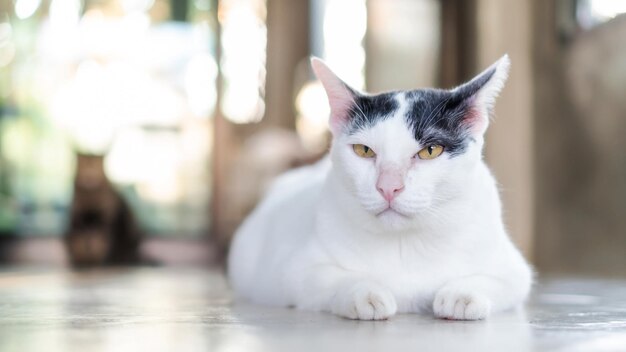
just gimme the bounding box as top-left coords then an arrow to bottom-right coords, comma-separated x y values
311,57 -> 357,135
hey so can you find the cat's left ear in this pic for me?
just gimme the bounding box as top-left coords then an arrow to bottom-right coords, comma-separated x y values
311,57 -> 359,135
452,55 -> 510,135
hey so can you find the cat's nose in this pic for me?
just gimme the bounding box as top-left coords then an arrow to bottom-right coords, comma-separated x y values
377,185 -> 405,202
376,172 -> 405,202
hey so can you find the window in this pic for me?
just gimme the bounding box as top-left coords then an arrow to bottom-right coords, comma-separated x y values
0,0 -> 225,237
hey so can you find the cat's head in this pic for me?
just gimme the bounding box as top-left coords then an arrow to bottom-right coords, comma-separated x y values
75,153 -> 108,189
312,56 -> 509,230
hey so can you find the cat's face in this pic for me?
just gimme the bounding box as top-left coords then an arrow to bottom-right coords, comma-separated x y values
332,92 -> 482,229
312,56 -> 509,229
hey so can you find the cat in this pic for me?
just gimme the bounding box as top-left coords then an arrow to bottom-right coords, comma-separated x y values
65,153 -> 141,267
228,56 -> 532,320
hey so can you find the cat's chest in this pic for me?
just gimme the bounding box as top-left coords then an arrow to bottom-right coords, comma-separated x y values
314,214 -> 491,294
365,246 -> 477,312
332,232 -> 477,271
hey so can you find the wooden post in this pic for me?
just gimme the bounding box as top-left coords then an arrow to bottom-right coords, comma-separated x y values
263,0 -> 310,130
474,0 -> 535,259
211,0 -> 310,252
440,0 -> 477,87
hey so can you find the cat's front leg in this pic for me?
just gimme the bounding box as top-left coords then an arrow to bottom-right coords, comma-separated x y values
294,264 -> 397,320
331,280 -> 397,320
432,274 -> 529,320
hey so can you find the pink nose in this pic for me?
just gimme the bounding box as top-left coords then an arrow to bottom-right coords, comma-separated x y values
376,172 -> 405,202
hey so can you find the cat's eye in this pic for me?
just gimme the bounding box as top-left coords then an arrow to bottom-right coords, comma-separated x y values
353,144 -> 376,158
416,145 -> 444,160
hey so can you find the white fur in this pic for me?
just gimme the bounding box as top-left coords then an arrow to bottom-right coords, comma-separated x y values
228,58 -> 532,321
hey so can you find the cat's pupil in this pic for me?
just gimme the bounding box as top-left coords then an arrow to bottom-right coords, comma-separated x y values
428,146 -> 433,154
364,146 -> 370,153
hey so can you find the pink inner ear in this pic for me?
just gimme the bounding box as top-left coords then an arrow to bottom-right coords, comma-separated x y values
311,58 -> 355,134
463,107 -> 483,133
326,86 -> 355,134
461,98 -> 488,135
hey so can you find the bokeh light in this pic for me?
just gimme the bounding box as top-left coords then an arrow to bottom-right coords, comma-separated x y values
14,0 -> 42,20
296,0 -> 367,151
589,0 -> 626,19
219,0 -> 266,124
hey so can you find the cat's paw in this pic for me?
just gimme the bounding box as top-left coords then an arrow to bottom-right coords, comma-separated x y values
332,282 -> 397,320
433,289 -> 491,321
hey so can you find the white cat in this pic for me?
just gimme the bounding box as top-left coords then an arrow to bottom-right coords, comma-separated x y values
228,56 -> 532,320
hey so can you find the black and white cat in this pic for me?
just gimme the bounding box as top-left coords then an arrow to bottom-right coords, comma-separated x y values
228,56 -> 532,320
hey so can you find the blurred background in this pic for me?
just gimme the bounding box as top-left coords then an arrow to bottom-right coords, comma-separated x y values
0,0 -> 624,276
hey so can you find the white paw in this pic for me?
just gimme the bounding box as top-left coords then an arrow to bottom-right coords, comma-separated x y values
332,282 -> 397,320
433,289 -> 491,320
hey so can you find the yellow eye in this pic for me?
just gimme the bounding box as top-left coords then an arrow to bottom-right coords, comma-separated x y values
353,144 -> 376,158
417,145 -> 444,160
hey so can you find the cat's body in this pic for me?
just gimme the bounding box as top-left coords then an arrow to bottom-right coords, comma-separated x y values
228,57 -> 532,320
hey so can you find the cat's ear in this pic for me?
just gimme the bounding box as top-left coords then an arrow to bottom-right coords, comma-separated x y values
451,54 -> 510,135
311,57 -> 358,135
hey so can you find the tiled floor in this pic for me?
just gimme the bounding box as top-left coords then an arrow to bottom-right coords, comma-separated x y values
0,267 -> 625,351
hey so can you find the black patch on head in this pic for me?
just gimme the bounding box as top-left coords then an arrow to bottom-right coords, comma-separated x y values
346,92 -> 398,133
343,67 -> 495,157
404,89 -> 472,156
404,67 -> 496,156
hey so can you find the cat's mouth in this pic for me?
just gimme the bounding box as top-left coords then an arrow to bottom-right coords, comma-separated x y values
376,206 -> 409,218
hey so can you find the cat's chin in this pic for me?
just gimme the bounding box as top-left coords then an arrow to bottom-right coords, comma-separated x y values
374,208 -> 414,229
